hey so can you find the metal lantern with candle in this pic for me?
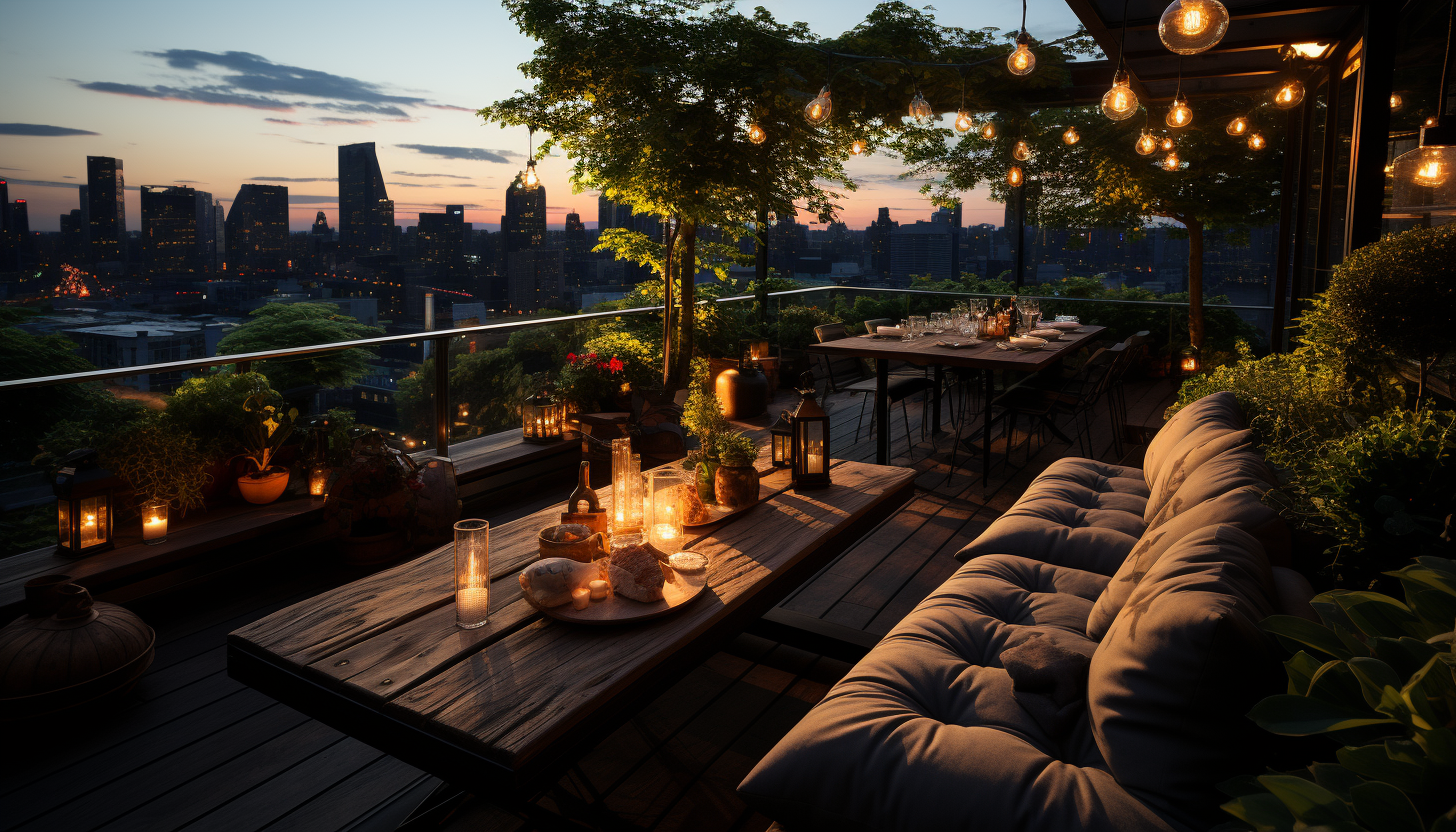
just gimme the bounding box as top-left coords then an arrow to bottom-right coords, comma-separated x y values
54,449 -> 120,556
1179,344 -> 1202,376
768,410 -> 793,469
645,470 -> 685,552
522,391 -> 566,443
141,499 -> 169,545
308,463 -> 330,497
454,519 -> 490,629
789,373 -> 831,489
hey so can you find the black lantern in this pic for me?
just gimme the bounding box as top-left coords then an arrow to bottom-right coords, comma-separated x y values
1178,344 -> 1202,377
523,391 -> 566,443
790,373 -> 831,489
768,410 -> 793,468
739,337 -> 770,371
54,449 -> 121,556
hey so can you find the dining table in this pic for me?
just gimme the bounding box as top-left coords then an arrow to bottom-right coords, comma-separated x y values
807,324 -> 1106,481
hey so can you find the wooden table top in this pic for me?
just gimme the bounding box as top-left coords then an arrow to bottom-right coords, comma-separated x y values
808,325 -> 1106,372
227,460 -> 914,790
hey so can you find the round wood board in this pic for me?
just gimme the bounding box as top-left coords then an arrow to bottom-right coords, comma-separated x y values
525,560 -> 709,625
684,477 -> 774,527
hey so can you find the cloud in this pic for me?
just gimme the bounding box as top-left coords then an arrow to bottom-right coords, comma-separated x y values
5,178 -> 82,189
387,181 -> 478,189
316,117 -> 374,126
260,133 -> 326,145
77,81 -> 295,110
250,176 -> 337,182
390,170 -> 472,179
0,122 -> 101,136
265,117 -> 303,125
397,144 -> 520,163
421,103 -> 475,112
174,179 -> 207,183
62,175 -> 77,179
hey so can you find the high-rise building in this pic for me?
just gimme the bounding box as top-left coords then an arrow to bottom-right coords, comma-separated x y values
141,185 -> 208,272
503,180 -> 546,255
508,248 -> 564,312
338,143 -> 393,258
890,220 -> 952,284
417,204 -> 468,283
86,156 -> 126,263
865,208 -> 898,280
60,209 -> 86,263
311,211 -> 332,237
225,184 -> 289,272
212,200 -> 226,271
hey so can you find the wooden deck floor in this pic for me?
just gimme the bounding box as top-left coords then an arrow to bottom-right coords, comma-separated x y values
1,368 -> 1178,832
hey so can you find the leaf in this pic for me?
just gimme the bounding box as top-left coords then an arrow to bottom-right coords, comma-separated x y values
1430,804 -> 1456,832
1249,695 -> 1399,736
1349,657 -> 1405,710
1349,781 -> 1423,832
1413,726 -> 1456,767
1286,651 -> 1326,695
1309,762 -> 1367,800
1398,656 -> 1444,730
1220,774 -> 1268,798
1264,615 -> 1354,660
1337,745 -> 1428,794
1369,636 -> 1443,678
1384,513 -> 1418,536
1335,592 -> 1440,641
1256,775 -> 1353,825
1222,792 -> 1297,832
1404,588 -> 1456,634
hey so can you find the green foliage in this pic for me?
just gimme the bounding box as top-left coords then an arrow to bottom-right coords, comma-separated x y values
506,323 -> 576,374
164,372 -> 275,459
36,393 -> 152,472
103,414 -> 212,510
216,302 -> 384,391
323,408 -> 360,466
777,305 -> 841,351
0,504 -> 55,558
1219,555 -> 1456,832
0,326 -> 99,463
238,392 -> 298,474
681,375 -> 728,451
716,431 -> 758,466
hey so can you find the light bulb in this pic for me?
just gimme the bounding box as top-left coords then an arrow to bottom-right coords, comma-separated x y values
908,92 -> 934,123
1160,136 -> 1176,151
1247,132 -> 1266,151
981,121 -> 998,139
1390,93 -> 1403,111
1101,71 -> 1139,121
954,111 -> 975,133
1158,0 -> 1229,54
1012,140 -> 1033,161
1163,152 -> 1181,171
1427,116 -> 1440,128
1274,78 -> 1305,109
746,122 -> 766,145
1007,165 -> 1024,187
805,86 -> 832,124
1008,33 -> 1036,76
850,139 -> 866,156
1165,94 -> 1192,128
1391,142 -> 1456,207
520,160 -> 540,190
1136,130 -> 1158,155
1062,126 -> 1080,145
1226,115 -> 1248,136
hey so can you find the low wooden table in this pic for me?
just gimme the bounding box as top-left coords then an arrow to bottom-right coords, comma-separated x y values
227,460 -> 913,822
808,327 -> 1106,480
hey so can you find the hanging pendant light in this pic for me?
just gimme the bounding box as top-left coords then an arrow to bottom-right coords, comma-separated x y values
1247,131 -> 1267,151
1162,152 -> 1181,171
1013,139 -> 1033,161
1158,0 -> 1229,55
1390,93 -> 1404,111
1007,165 -> 1024,187
517,127 -> 541,190
954,111 -> 975,133
1008,33 -> 1036,76
908,91 -> 934,123
1392,0 -> 1456,209
1226,114 -> 1249,136
1062,126 -> 1080,145
1136,130 -> 1158,155
746,122 -> 767,144
805,86 -> 832,124
1164,60 -> 1191,127
849,139 -> 866,156
981,120 -> 998,139
1102,70 -> 1139,121
1273,77 -> 1306,109
1160,136 -> 1175,151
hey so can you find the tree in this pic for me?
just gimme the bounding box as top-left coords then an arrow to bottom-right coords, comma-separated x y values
900,99 -> 1284,349
216,302 -> 384,392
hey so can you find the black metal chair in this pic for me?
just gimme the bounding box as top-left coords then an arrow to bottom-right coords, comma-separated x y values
813,323 -> 933,459
992,343 -> 1127,464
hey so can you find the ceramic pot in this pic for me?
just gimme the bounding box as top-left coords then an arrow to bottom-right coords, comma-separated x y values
695,459 -> 719,504
538,524 -> 609,563
237,467 -> 289,505
714,465 -> 759,509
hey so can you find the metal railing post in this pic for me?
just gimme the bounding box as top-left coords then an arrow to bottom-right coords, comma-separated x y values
433,336 -> 450,458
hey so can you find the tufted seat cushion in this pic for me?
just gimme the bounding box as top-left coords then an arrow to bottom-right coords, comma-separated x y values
738,555 -> 1183,832
1142,391 -> 1244,500
955,459 -> 1150,575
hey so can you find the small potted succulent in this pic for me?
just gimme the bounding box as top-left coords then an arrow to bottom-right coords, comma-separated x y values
714,432 -> 760,508
236,393 -> 297,505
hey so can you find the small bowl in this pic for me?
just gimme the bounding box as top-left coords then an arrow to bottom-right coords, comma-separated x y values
1029,328 -> 1062,341
539,523 -> 608,562
1046,321 -> 1081,331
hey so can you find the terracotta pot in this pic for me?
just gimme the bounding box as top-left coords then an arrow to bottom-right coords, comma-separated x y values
237,468 -> 289,505
714,464 -> 759,509
538,524 -> 609,563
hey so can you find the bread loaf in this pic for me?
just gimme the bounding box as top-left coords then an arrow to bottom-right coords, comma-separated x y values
518,558 -> 602,608
608,544 -> 666,602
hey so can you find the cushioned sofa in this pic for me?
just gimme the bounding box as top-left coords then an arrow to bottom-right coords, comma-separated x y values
738,391 -> 1315,832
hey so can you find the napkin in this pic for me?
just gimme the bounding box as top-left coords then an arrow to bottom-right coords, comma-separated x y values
876,326 -> 905,338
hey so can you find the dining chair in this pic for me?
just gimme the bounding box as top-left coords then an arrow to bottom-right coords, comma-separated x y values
812,323 -> 933,459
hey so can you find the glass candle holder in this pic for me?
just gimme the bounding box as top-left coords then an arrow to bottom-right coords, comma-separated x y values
308,463 -> 330,497
141,498 -> 168,545
645,470 -> 685,552
611,438 -> 643,534
454,519 -> 490,629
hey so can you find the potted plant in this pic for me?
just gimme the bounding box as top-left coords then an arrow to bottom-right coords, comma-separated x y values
714,432 -> 760,508
556,351 -> 627,413
236,392 -> 297,505
165,372 -> 274,503
681,377 -> 728,503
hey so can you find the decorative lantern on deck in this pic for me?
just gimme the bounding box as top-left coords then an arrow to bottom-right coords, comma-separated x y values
789,373 -> 831,489
1179,344 -> 1202,376
54,449 -> 120,556
743,338 -> 770,368
308,463 -> 331,497
523,391 -> 566,443
768,410 -> 793,469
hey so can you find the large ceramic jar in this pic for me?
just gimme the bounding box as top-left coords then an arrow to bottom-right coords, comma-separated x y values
714,465 -> 759,509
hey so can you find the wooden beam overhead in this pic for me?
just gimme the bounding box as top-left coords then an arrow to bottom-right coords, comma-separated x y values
1111,3 -> 1358,31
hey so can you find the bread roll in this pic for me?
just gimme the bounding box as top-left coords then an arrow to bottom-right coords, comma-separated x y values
519,558 -> 602,608
608,544 -> 666,602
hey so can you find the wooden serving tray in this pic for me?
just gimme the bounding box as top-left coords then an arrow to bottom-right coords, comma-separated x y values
523,560 -> 708,625
684,476 -> 778,527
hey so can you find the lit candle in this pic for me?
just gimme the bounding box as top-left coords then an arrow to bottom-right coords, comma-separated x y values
143,515 -> 167,542
589,579 -> 609,600
652,524 -> 679,542
457,583 -> 489,624
571,587 -> 591,610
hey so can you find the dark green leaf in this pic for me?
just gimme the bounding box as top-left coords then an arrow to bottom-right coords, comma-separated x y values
1369,636 -> 1442,678
1287,651 -> 1326,695
1429,803 -> 1456,832
1349,657 -> 1404,710
1337,744 -> 1428,794
1220,775 -> 1268,799
1222,792 -> 1297,832
1249,695 -> 1398,736
1350,781 -> 1423,832
1335,592 -> 1439,641
1414,726 -> 1456,767
1309,763 -> 1366,800
1257,775 -> 1353,825
1264,615 -> 1354,661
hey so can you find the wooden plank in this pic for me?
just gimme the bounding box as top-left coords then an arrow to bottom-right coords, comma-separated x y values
259,759 -> 432,832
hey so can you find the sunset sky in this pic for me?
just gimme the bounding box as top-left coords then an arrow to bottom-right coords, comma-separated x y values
2,0 -> 1082,234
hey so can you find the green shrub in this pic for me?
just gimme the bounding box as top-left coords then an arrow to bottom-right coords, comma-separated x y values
105,414 -> 213,510
681,375 -> 727,452
579,330 -> 661,396
776,305 -> 840,351
165,372 -> 275,459
1219,555 -> 1456,832
716,431 -> 758,466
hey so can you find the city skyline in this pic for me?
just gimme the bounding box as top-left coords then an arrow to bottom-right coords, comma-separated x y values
1,0 -> 1084,235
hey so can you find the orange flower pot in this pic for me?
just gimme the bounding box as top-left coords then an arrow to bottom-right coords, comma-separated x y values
237,468 -> 289,505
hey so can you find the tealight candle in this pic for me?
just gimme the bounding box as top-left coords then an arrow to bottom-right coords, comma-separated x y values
589,579 -> 609,600
571,587 -> 591,610
141,499 -> 168,545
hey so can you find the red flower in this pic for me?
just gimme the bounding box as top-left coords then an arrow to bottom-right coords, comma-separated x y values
608,357 -> 624,373
588,352 -> 598,360
567,352 -> 577,362
596,361 -> 608,371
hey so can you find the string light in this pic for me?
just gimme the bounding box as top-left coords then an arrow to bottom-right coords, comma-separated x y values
1160,136 -> 1175,151
746,122 -> 767,144
1008,33 -> 1036,75
517,127 -> 541,190
1158,0 -> 1230,55
1391,0 -> 1456,205
1166,93 -> 1192,127
1247,132 -> 1267,150
954,111 -> 975,133
805,86 -> 832,124
980,121 -> 998,139
1007,165 -> 1024,186
1226,115 -> 1249,136
1013,139 -> 1033,161
850,139 -> 866,155
1162,152 -> 1181,171
908,92 -> 934,123
1390,93 -> 1404,111
1136,130 -> 1158,155
1062,126 -> 1080,145
1103,70 -> 1138,121
1274,78 -> 1306,109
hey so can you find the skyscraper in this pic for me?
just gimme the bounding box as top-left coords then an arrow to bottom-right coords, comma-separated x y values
212,200 -> 226,271
338,143 -> 393,258
503,179 -> 546,255
225,184 -> 289,272
86,156 -> 126,263
417,204 -> 467,283
508,249 -> 565,312
311,211 -> 332,237
865,207 -> 898,280
141,185 -> 208,272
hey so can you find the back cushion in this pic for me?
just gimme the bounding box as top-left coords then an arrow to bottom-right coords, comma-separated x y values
1144,428 -> 1255,523
1146,442 -> 1274,529
1086,485 -> 1282,640
1088,525 -> 1281,828
1143,391 -> 1244,488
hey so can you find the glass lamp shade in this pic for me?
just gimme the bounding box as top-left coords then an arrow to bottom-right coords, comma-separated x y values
1160,136 -> 1176,151
1179,344 -> 1202,375
1226,115 -> 1249,136
522,392 -> 566,443
1165,94 -> 1193,128
789,375 -> 831,489
908,92 -> 934,123
308,463 -> 331,497
1007,34 -> 1036,76
954,111 -> 975,133
1274,78 -> 1306,109
519,160 -> 541,190
849,139 -> 866,156
768,411 -> 793,469
1247,132 -> 1267,151
1062,126 -> 1080,145
746,122 -> 767,144
53,449 -> 119,556
980,121 -> 998,139
1136,130 -> 1159,155
454,519 -> 490,629
1012,140 -> 1033,161
1102,72 -> 1139,121
1158,0 -> 1229,54
645,470 -> 686,551
1007,165 -> 1025,187
610,438 -> 644,533
1390,93 -> 1404,112
805,87 -> 832,124
1163,152 -> 1181,171
1391,143 -> 1456,210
